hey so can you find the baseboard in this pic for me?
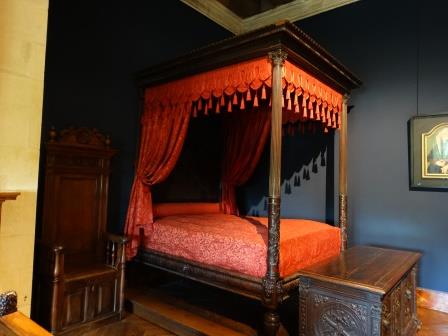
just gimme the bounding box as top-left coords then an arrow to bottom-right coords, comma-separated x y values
417,287 -> 448,314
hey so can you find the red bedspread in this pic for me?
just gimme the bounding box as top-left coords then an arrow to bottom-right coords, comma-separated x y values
144,213 -> 340,278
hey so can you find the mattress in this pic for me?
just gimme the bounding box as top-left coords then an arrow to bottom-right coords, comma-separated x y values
143,213 -> 340,278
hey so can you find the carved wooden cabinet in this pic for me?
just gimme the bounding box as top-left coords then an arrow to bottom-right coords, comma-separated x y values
33,127 -> 127,335
298,246 -> 421,336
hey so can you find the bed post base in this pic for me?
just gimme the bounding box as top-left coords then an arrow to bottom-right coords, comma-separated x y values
264,309 -> 281,336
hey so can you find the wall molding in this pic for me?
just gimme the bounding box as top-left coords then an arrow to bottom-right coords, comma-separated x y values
417,287 -> 448,314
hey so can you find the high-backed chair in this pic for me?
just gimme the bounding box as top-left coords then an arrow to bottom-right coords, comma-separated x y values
33,127 -> 127,335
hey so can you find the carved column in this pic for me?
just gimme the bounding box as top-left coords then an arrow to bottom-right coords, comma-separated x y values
50,246 -> 64,333
263,49 -> 287,336
338,94 -> 349,251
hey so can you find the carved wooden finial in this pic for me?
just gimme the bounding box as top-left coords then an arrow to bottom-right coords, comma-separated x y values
51,127 -> 111,148
49,127 -> 57,143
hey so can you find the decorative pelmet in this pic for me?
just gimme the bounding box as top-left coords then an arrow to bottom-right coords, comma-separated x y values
143,58 -> 344,131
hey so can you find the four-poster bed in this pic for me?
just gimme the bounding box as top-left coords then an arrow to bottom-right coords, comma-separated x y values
125,22 -> 361,335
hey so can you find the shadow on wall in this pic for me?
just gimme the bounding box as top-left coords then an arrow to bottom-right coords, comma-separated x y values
152,115 -> 223,203
238,127 -> 334,223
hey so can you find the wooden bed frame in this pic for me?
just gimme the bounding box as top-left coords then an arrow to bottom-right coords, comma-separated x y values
132,21 -> 361,335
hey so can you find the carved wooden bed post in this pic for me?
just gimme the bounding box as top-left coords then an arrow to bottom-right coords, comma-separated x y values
338,94 -> 349,251
263,49 -> 287,336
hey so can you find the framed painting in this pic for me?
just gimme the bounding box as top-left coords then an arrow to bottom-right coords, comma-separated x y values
409,114 -> 448,190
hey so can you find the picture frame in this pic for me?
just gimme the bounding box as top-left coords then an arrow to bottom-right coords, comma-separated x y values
409,114 -> 448,190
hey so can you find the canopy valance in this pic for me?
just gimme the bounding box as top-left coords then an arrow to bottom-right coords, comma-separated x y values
144,58 -> 343,130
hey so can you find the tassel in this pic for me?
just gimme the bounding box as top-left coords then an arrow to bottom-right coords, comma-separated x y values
233,93 -> 238,105
324,127 -> 329,133
208,99 -> 212,109
303,107 -> 307,119
285,182 -> 291,194
308,100 -> 313,110
306,169 -> 310,180
322,107 -> 326,123
294,175 -> 301,187
295,104 -> 300,113
215,102 -> 220,114
282,93 -> 285,108
246,90 -> 252,101
321,151 -> 326,167
204,104 -> 208,116
316,104 -> 320,120
303,168 -> 307,180
310,108 -> 314,119
261,85 -> 267,100
227,101 -> 232,112
254,94 -> 259,107
287,99 -> 292,111
312,159 -> 318,173
220,95 -> 225,106
193,105 -> 197,118
337,113 -> 341,126
294,92 -> 298,107
198,99 -> 203,111
269,98 -> 272,107
240,97 -> 245,110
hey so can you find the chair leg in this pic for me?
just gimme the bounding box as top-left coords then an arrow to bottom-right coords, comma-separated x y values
264,309 -> 280,336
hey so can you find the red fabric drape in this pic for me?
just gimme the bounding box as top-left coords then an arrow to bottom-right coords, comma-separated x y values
221,107 -> 271,215
125,96 -> 190,258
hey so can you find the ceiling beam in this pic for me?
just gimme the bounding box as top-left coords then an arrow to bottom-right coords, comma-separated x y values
179,0 -> 242,34
242,0 -> 360,32
180,0 -> 359,35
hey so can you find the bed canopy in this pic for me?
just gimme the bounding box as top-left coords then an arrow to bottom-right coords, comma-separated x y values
126,21 -> 361,336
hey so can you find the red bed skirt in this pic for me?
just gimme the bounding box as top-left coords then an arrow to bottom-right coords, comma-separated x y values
143,213 -> 340,278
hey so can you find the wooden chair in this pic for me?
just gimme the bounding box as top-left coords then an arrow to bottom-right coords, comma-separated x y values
33,127 -> 127,335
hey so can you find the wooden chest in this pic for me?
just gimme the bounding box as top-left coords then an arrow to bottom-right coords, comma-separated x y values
298,246 -> 421,336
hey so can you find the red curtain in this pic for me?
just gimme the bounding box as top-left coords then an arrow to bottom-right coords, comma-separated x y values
221,107 -> 271,215
125,98 -> 190,258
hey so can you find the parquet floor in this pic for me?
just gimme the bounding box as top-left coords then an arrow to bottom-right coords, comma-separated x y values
82,307 -> 448,336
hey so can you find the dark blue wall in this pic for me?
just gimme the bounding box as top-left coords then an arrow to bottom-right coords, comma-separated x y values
41,0 -> 230,233
292,0 -> 448,291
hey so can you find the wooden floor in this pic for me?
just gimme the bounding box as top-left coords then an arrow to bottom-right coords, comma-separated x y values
79,314 -> 173,336
80,307 -> 448,336
417,308 -> 448,336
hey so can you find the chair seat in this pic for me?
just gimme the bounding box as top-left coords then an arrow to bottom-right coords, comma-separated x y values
65,263 -> 116,283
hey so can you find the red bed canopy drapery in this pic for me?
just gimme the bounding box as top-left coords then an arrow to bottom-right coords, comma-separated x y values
144,57 -> 343,128
125,56 -> 344,258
